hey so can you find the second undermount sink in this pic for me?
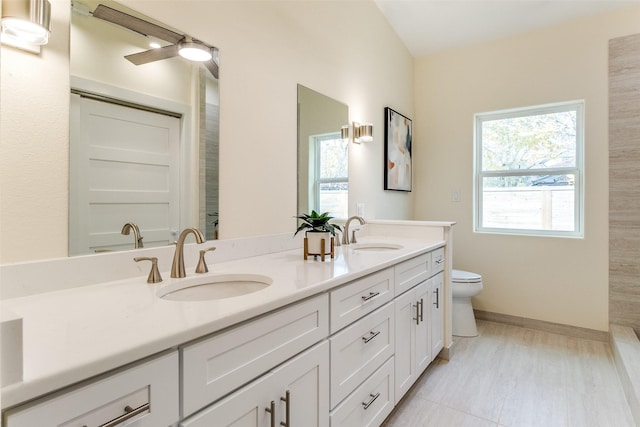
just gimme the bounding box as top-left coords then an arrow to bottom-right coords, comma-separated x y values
158,274 -> 272,302
351,243 -> 403,251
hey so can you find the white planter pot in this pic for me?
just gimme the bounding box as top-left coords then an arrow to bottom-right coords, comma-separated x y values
306,231 -> 332,255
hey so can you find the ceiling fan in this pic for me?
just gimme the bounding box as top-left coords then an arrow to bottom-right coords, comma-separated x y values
92,4 -> 218,79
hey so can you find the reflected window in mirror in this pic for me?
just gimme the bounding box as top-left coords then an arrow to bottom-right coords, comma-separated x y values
309,133 -> 348,218
297,85 -> 348,219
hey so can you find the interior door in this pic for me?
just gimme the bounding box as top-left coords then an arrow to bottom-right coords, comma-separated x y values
69,94 -> 180,255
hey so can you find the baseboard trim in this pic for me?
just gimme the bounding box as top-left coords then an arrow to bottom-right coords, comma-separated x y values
474,309 -> 609,342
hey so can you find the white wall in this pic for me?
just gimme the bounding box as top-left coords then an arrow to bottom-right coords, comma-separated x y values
0,0 -> 414,262
413,6 -> 640,332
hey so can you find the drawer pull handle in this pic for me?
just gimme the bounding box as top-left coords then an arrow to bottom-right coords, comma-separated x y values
434,287 -> 440,308
435,258 -> 445,265
362,392 -> 380,410
419,298 -> 424,322
266,400 -> 276,427
280,390 -> 290,427
362,330 -> 380,343
361,291 -> 380,302
413,303 -> 420,325
96,403 -> 149,427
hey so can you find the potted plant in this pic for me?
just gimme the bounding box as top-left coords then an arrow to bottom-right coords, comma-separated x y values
295,210 -> 342,260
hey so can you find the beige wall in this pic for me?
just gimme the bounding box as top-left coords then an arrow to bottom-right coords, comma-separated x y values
0,1 -> 414,262
414,6 -> 640,332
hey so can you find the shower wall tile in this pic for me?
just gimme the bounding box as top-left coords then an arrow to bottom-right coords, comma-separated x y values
609,33 -> 640,336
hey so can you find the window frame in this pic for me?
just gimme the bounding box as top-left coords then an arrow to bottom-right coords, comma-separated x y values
473,100 -> 585,238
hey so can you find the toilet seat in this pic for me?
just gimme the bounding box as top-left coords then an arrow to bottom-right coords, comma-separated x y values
452,269 -> 482,284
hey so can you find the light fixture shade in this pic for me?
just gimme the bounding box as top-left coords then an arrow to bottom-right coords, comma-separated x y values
341,125 -> 349,141
359,124 -> 373,142
353,122 -> 373,143
178,41 -> 213,62
1,0 -> 51,45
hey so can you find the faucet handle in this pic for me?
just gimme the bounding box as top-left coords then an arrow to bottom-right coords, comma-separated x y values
196,247 -> 217,274
351,229 -> 359,244
134,257 -> 162,283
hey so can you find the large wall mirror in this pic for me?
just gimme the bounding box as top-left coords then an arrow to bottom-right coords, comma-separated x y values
297,85 -> 349,219
69,0 -> 219,255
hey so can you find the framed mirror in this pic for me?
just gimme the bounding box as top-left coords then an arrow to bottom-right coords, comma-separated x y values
69,0 -> 219,255
297,85 -> 349,219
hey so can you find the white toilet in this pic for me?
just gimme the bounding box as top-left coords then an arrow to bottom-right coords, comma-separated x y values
451,269 -> 483,337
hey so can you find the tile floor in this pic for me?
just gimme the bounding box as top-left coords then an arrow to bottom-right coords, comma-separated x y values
382,320 -> 635,427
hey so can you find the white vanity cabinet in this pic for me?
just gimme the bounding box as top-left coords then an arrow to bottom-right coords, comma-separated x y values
4,351 -> 179,427
392,247 -> 446,404
181,341 -> 329,427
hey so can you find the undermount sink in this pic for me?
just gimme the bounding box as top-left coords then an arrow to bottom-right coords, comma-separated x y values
351,243 -> 403,251
158,274 -> 272,301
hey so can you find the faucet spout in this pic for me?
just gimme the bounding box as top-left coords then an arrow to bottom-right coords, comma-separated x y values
121,222 -> 143,248
342,216 -> 366,245
171,227 -> 205,278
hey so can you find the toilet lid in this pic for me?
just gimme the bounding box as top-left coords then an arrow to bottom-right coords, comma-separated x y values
452,269 -> 482,283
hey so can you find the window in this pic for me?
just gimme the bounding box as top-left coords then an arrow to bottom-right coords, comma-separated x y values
308,132 -> 348,218
474,101 -> 584,237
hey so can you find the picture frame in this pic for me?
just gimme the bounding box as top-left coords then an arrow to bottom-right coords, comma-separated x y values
384,107 -> 412,191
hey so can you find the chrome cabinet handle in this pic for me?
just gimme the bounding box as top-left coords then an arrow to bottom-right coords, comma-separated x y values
280,390 -> 290,427
90,403 -> 149,427
362,392 -> 380,410
419,298 -> 424,322
434,287 -> 440,308
266,400 -> 276,427
413,302 -> 420,325
362,291 -> 380,302
435,258 -> 445,264
362,330 -> 380,343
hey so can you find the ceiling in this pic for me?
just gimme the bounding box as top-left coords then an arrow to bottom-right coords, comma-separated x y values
374,0 -> 640,58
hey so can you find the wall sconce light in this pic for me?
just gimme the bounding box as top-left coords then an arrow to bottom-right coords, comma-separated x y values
1,0 -> 51,52
353,122 -> 373,143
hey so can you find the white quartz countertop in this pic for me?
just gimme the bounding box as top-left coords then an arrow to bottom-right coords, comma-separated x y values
1,236 -> 444,409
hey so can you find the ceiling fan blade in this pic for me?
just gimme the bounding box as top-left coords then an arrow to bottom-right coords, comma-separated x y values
203,59 -> 219,79
93,4 -> 183,44
125,44 -> 180,65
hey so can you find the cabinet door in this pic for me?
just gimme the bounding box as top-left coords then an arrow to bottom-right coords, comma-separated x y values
393,281 -> 429,404
393,287 -> 416,403
415,281 -> 431,374
271,341 -> 329,427
181,373 -> 274,427
430,272 -> 444,360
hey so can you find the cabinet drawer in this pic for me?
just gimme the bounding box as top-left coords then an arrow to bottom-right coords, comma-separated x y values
4,351 -> 178,427
330,268 -> 394,333
394,253 -> 430,296
330,302 -> 394,408
432,247 -> 445,274
330,356 -> 395,427
182,294 -> 329,416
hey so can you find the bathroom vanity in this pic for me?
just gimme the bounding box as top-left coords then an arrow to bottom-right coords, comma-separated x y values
1,220 -> 454,426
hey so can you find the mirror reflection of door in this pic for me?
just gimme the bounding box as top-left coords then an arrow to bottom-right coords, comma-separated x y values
69,94 -> 180,255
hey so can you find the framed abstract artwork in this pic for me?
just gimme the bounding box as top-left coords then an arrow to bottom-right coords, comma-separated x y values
384,107 -> 412,191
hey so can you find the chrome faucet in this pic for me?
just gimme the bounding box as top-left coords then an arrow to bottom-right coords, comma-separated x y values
171,227 -> 205,278
342,216 -> 366,245
121,222 -> 143,248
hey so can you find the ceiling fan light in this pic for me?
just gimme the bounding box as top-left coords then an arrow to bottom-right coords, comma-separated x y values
178,41 -> 212,62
